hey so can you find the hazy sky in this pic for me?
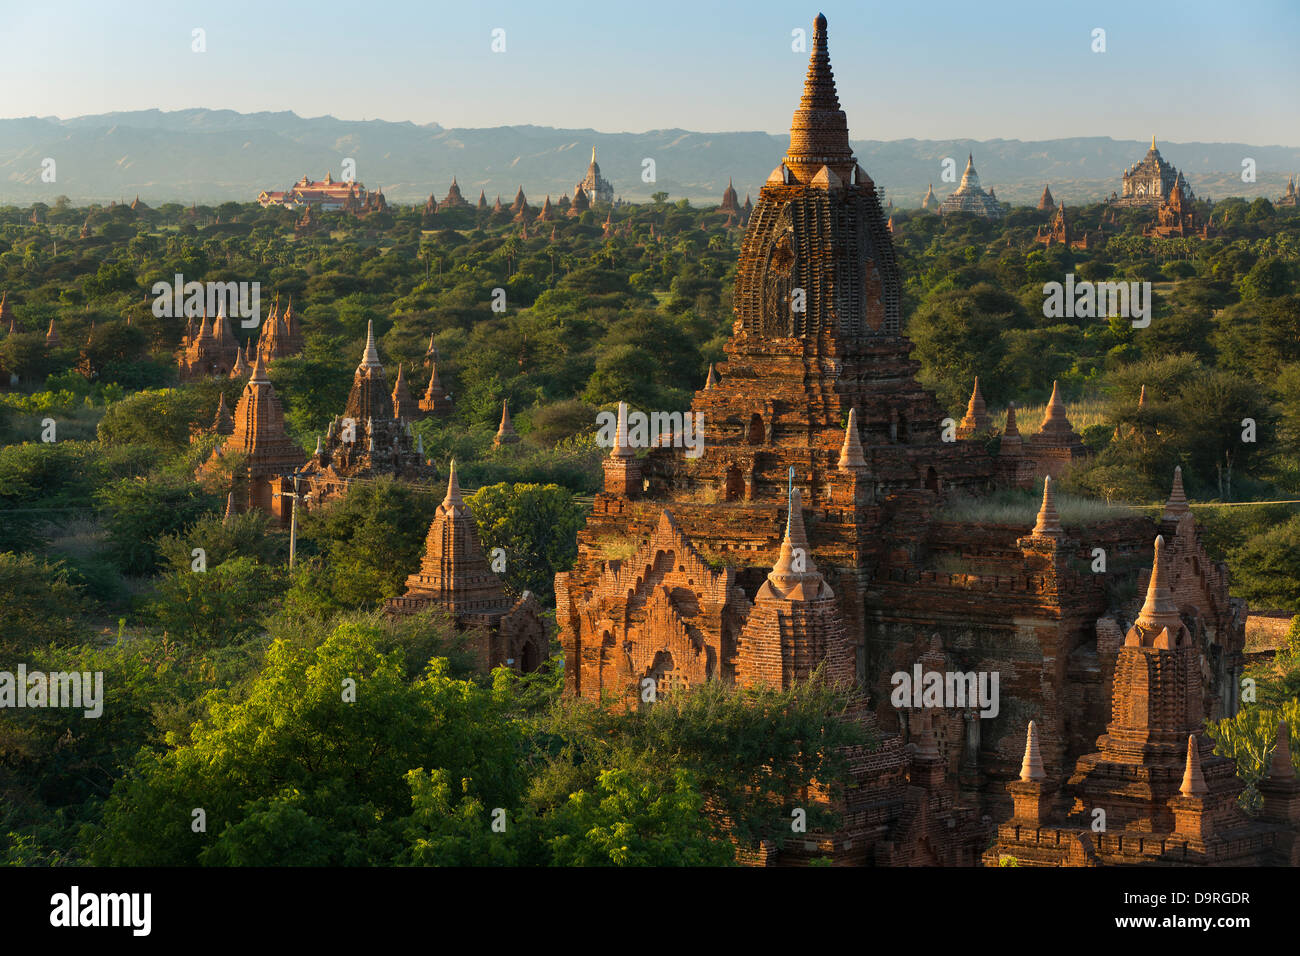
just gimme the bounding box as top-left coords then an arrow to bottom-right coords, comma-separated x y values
3,0 -> 1297,145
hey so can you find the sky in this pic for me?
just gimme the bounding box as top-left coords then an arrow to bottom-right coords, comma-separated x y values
2,0 -> 1297,146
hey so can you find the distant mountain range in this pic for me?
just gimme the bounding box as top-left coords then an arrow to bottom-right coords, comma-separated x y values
2,109 -> 1298,209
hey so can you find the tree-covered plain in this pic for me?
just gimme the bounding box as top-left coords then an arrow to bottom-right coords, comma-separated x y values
1,191 -> 1298,864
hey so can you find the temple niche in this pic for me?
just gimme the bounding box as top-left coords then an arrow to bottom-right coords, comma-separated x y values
551,13 -> 1271,867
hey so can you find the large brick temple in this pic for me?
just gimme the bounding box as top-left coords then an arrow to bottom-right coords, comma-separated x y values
553,14 -> 1285,866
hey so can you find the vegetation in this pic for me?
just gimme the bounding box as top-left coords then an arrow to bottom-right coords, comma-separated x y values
1,191 -> 1298,864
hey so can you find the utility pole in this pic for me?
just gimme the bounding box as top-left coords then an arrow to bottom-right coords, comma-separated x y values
288,471 -> 302,569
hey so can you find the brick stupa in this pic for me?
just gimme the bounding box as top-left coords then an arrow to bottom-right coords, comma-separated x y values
255,298 -> 304,365
199,351 -> 304,518
552,12 -> 1252,868
988,536 -> 1298,865
299,321 -> 436,508
956,377 -> 991,438
387,460 -> 548,673
1023,381 -> 1087,480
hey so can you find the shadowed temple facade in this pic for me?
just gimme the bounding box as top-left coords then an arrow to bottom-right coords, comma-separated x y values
554,14 -> 1284,866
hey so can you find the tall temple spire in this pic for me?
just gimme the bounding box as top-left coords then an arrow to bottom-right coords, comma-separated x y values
704,363 -> 717,389
230,347 -> 250,379
249,348 -> 270,384
494,399 -> 520,446
783,14 -> 855,184
957,377 -> 990,437
443,458 -> 463,508
1004,401 -> 1020,437
1037,380 -> 1075,437
611,401 -> 634,458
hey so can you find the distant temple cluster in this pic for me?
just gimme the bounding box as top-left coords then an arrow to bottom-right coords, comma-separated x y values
183,306 -> 544,675
297,321 -> 438,508
1279,175 -> 1298,208
1035,202 -> 1108,250
424,147 -> 617,226
176,298 -> 303,381
552,15 -> 1294,867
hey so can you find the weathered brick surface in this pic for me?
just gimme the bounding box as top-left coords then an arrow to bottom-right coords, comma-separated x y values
554,13 -> 1269,867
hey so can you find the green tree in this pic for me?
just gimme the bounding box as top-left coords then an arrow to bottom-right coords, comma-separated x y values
146,556 -> 287,647
0,553 -> 92,653
467,482 -> 584,603
293,477 -> 438,609
86,622 -> 527,865
94,475 -> 216,575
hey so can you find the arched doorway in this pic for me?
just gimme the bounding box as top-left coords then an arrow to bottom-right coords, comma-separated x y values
725,466 -> 745,501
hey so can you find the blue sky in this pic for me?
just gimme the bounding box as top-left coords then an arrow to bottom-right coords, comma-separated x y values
3,0 -> 1297,145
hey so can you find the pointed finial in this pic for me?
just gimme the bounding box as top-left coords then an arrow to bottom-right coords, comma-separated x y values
1031,476 -> 1064,537
1130,535 -> 1184,644
443,458 -> 463,506
1019,721 -> 1046,781
612,401 -> 633,458
839,408 -> 867,471
360,320 -> 381,369
1180,735 -> 1208,796
249,349 -> 270,384
705,363 -> 717,389
314,435 -> 322,455
1164,466 -> 1189,520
